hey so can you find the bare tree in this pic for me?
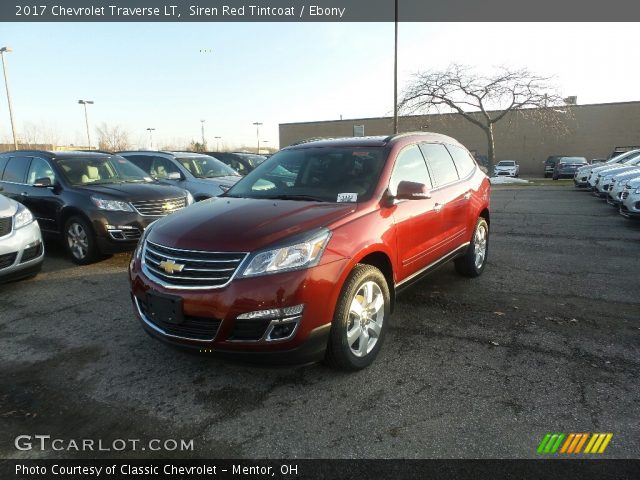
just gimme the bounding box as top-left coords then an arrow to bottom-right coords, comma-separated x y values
95,123 -> 131,151
400,64 -> 569,170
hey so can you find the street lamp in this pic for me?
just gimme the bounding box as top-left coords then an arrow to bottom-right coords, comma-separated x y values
1,47 -> 18,149
146,128 -> 156,149
252,122 -> 262,155
200,119 -> 205,146
214,136 -> 221,151
78,100 -> 94,149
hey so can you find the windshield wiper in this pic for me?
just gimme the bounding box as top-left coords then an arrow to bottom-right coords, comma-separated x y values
262,194 -> 325,202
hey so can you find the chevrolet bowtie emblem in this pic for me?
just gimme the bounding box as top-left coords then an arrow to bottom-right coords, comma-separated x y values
163,203 -> 172,210
158,259 -> 185,274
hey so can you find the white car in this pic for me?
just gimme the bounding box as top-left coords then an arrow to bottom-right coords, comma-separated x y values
493,160 -> 519,177
0,194 -> 44,283
607,170 -> 640,206
620,177 -> 640,219
587,150 -> 640,189
593,157 -> 640,196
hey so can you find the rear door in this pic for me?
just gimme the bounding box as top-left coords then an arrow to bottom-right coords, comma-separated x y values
0,155 -> 31,203
420,143 -> 467,255
390,144 -> 442,281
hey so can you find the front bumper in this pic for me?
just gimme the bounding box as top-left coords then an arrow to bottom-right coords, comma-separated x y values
90,209 -> 163,254
620,193 -> 640,218
129,256 -> 350,364
0,220 -> 44,283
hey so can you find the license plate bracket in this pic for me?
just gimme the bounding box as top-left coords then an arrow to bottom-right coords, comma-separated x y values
146,291 -> 184,325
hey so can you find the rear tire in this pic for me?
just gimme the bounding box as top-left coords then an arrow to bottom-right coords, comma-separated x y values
324,264 -> 391,371
63,216 -> 100,265
455,218 -> 489,278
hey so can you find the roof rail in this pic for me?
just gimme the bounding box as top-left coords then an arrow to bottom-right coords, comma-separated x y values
288,136 -> 337,146
383,131 -> 431,142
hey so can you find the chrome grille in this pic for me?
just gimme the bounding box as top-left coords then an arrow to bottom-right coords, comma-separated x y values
0,216 -> 12,237
131,197 -> 187,216
142,240 -> 247,288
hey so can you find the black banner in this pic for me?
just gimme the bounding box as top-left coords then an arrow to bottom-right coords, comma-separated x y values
2,0 -> 640,22
1,459 -> 640,480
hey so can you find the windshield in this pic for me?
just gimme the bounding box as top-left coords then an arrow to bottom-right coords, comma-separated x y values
226,147 -> 386,203
559,157 -> 587,164
177,156 -> 239,178
497,161 -> 516,166
56,156 -> 151,185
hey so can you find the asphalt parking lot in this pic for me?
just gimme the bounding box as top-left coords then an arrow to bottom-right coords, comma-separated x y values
1,185 -> 639,459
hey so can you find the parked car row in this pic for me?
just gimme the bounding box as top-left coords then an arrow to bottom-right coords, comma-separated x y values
573,148 -> 640,219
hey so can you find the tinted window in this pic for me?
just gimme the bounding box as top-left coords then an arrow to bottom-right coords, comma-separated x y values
390,144 -> 431,193
446,144 -> 477,178
27,157 -> 56,184
227,147 -> 385,203
420,144 -> 459,187
2,157 -> 30,183
123,155 -> 154,174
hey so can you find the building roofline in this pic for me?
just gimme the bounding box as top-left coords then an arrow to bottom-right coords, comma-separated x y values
279,100 -> 640,126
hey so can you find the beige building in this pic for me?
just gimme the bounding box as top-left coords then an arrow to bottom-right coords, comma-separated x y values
279,101 -> 640,174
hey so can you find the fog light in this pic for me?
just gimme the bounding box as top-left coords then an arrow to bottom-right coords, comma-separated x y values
270,323 -> 296,340
237,304 -> 304,320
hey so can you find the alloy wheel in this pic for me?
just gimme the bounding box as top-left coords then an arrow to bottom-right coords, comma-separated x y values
67,222 -> 89,260
346,281 -> 385,358
473,223 -> 488,269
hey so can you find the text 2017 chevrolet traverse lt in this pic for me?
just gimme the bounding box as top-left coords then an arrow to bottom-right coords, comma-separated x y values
129,133 -> 491,370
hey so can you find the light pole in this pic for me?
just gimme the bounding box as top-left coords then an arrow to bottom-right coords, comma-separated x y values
146,128 -> 155,149
214,136 -> 221,151
252,122 -> 262,155
78,100 -> 94,149
393,0 -> 398,134
200,119 -> 205,147
1,47 -> 18,149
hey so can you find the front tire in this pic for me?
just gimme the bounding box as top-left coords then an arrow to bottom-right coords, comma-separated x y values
455,218 -> 489,278
324,264 -> 391,371
64,216 -> 100,265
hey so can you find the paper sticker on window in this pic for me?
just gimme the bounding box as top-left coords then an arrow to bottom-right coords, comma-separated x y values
337,193 -> 358,203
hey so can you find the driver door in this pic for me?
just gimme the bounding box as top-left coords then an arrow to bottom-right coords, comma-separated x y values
390,144 -> 443,282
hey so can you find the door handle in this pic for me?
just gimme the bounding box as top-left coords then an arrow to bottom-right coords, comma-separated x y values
434,202 -> 444,213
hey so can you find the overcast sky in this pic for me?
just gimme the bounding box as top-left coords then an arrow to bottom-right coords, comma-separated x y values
0,22 -> 638,149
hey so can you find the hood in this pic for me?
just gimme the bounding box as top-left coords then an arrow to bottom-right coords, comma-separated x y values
604,165 -> 640,179
148,197 -> 356,252
75,182 -> 187,202
598,165 -> 638,177
495,165 -> 516,170
626,176 -> 640,188
190,175 -> 241,188
0,194 -> 18,218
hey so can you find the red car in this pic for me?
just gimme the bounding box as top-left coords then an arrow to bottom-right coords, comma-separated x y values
129,132 -> 490,370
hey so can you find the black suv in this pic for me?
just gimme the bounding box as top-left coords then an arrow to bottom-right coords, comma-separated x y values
0,151 -> 191,264
205,152 -> 267,176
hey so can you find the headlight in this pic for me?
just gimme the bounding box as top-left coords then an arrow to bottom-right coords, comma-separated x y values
91,196 -> 133,212
14,203 -> 34,229
240,229 -> 331,277
185,191 -> 194,205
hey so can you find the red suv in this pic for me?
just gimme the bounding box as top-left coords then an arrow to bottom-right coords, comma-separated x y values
129,133 -> 490,370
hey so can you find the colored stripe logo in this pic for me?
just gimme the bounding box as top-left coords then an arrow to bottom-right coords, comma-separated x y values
537,433 -> 613,454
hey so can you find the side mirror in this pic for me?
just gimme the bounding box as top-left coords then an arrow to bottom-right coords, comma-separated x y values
166,171 -> 182,180
33,177 -> 52,187
395,181 -> 431,200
